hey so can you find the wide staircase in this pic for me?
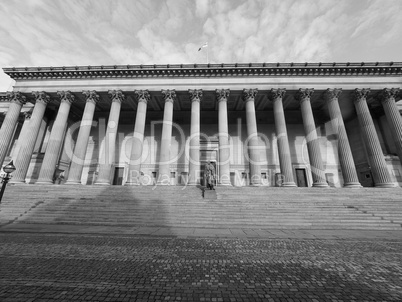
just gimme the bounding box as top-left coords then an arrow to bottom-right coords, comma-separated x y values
0,184 -> 401,230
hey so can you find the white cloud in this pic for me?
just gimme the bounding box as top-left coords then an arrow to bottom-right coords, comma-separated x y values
0,0 -> 401,90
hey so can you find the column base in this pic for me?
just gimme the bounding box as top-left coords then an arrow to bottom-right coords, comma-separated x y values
218,182 -> 232,186
94,182 -> 111,185
343,182 -> 363,188
282,182 -> 297,187
156,182 -> 171,186
374,182 -> 398,188
65,180 -> 82,185
10,179 -> 26,184
35,180 -> 54,185
124,182 -> 141,186
312,182 -> 329,188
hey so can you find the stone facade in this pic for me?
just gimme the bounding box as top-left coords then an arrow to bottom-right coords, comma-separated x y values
0,62 -> 401,187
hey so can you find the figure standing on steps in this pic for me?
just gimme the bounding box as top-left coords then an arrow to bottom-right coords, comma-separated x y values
204,161 -> 216,190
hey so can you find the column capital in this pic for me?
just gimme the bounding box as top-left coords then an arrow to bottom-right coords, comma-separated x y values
22,110 -> 32,120
295,88 -> 314,102
32,91 -> 51,105
189,89 -> 203,102
216,89 -> 230,102
377,88 -> 400,104
57,91 -> 75,105
6,91 -> 27,105
242,88 -> 258,102
324,88 -> 342,102
162,89 -> 176,103
82,90 -> 100,104
108,90 -> 125,104
269,88 -> 286,101
134,90 -> 150,104
353,88 -> 371,103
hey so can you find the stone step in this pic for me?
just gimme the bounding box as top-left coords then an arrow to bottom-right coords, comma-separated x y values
1,184 -> 401,230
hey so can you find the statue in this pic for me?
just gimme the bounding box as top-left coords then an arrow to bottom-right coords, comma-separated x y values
204,161 -> 216,190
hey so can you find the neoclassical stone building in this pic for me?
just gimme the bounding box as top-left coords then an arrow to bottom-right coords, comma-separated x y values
0,62 -> 401,188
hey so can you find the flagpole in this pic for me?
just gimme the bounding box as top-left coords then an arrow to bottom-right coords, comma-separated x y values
207,46 -> 209,64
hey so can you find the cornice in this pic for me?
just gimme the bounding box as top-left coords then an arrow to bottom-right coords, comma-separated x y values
3,62 -> 402,80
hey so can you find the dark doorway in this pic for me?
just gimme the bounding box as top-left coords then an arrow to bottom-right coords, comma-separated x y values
359,170 -> 374,187
112,167 -> 124,185
202,161 -> 217,187
295,168 -> 308,187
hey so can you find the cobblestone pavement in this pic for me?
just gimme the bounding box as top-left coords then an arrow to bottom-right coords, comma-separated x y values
0,233 -> 401,301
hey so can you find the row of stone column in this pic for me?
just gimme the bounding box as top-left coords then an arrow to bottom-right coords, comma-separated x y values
0,88 -> 400,187
242,88 -> 401,188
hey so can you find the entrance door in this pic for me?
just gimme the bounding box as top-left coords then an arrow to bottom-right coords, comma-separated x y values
201,161 -> 217,187
295,168 -> 308,187
359,170 -> 374,187
112,167 -> 124,185
200,148 -> 218,186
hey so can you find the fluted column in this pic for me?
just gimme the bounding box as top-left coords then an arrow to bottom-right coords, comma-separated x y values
157,90 -> 176,185
12,111 -> 32,161
66,91 -> 99,184
12,92 -> 50,183
95,91 -> 124,185
296,88 -> 328,187
270,89 -> 296,187
354,89 -> 395,187
243,89 -> 261,186
37,91 -> 75,184
379,88 -> 402,166
187,89 -> 202,185
324,89 -> 361,188
217,89 -> 231,186
0,92 -> 26,165
125,90 -> 150,185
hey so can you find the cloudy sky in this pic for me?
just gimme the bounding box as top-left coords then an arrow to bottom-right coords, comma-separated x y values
0,0 -> 401,91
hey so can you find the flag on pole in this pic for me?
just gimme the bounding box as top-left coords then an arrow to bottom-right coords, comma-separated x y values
198,42 -> 208,51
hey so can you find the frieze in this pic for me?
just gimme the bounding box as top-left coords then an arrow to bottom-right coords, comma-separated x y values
4,62 -> 402,80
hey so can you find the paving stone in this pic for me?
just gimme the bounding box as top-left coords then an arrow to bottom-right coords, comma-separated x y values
0,233 -> 401,301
